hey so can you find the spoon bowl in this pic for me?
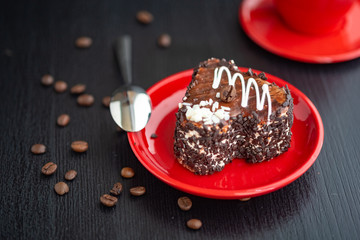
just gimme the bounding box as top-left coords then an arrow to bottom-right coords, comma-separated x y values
109,36 -> 152,132
110,85 -> 151,132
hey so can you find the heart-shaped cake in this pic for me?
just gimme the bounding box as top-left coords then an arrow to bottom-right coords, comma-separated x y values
174,58 -> 293,175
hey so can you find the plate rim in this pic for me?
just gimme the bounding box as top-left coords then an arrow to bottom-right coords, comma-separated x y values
128,68 -> 324,199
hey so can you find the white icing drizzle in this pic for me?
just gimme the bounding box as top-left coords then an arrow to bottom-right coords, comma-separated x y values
213,66 -> 272,122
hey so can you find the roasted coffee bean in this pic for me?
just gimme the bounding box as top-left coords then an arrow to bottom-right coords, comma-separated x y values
220,85 -> 236,102
75,36 -> 92,48
100,194 -> 118,207
177,196 -> 192,211
31,144 -> 46,154
150,133 -> 158,139
186,219 -> 202,230
110,182 -> 123,196
54,81 -> 67,93
239,197 -> 251,201
121,167 -> 135,178
77,94 -> 94,107
130,186 -> 146,196
41,162 -> 57,175
136,10 -> 153,24
57,114 -> 70,127
41,74 -> 54,86
157,34 -> 171,48
64,169 -> 77,181
54,182 -> 69,195
71,141 -> 88,153
102,96 -> 111,107
70,84 -> 86,94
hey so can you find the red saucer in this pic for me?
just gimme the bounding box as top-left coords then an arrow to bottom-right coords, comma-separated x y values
127,69 -> 324,199
239,0 -> 360,63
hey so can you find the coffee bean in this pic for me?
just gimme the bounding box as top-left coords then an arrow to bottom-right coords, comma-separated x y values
41,74 -> 54,86
121,167 -> 135,178
157,34 -> 171,48
177,196 -> 192,211
77,94 -> 94,107
71,141 -> 88,153
31,144 -> 46,154
110,182 -> 123,196
75,36 -> 92,48
239,197 -> 251,201
41,162 -> 57,175
136,10 -> 153,24
130,186 -> 146,196
54,182 -> 69,195
150,133 -> 158,139
102,96 -> 111,108
64,169 -> 77,181
100,194 -> 118,207
57,114 -> 70,127
54,81 -> 68,93
220,85 -> 236,103
186,219 -> 202,230
70,84 -> 86,94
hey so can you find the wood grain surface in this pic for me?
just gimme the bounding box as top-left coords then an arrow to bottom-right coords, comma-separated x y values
1,0 -> 360,239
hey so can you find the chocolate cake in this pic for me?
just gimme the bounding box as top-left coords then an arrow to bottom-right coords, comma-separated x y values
173,58 -> 293,175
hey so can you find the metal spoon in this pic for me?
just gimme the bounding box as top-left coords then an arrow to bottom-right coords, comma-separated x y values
110,36 -> 152,132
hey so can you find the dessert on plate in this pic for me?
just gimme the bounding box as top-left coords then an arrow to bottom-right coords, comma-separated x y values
173,58 -> 293,175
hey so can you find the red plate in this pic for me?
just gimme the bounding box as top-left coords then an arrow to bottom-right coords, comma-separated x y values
128,69 -> 324,199
239,0 -> 360,63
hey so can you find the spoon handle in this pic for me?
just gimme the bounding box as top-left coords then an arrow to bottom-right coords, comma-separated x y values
115,35 -> 132,85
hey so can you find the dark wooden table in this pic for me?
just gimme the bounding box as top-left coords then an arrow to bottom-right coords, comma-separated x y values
1,0 -> 360,239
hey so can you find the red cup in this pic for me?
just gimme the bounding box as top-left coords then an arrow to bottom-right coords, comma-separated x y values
274,0 -> 355,35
